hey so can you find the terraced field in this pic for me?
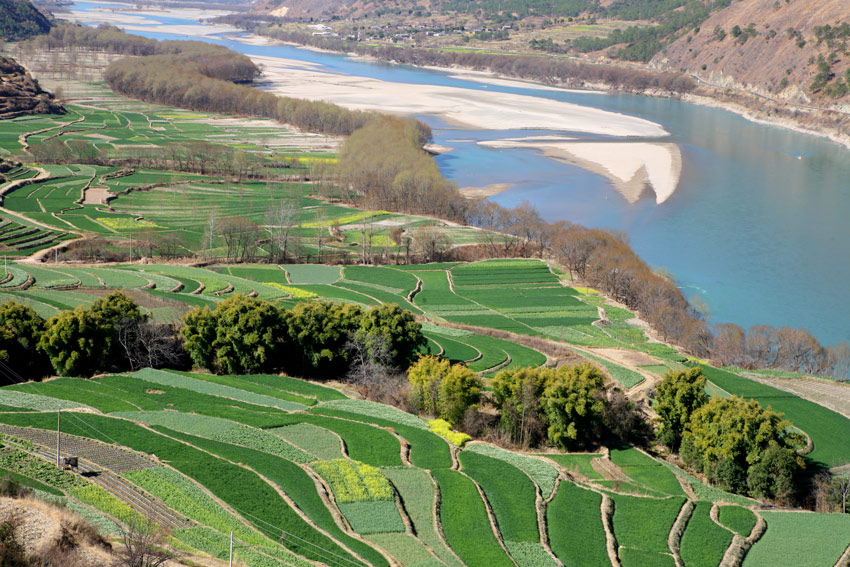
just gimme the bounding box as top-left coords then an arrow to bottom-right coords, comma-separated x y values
1,369 -> 847,567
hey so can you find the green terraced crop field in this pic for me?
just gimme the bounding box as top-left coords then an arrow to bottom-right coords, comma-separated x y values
1,363 -> 848,567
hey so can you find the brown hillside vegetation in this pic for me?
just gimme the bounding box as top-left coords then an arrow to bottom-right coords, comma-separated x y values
0,56 -> 64,119
652,0 -> 850,105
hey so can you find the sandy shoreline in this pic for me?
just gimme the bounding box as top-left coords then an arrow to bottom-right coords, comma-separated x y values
480,138 -> 682,204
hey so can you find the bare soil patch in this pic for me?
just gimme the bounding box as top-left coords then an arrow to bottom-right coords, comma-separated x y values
587,347 -> 658,367
82,186 -> 110,205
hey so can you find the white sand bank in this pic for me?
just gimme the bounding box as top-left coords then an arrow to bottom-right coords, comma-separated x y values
251,55 -> 668,137
481,139 -> 682,204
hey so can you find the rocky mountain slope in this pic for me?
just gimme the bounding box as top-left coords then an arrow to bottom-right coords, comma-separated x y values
0,0 -> 52,41
651,0 -> 850,106
0,56 -> 64,119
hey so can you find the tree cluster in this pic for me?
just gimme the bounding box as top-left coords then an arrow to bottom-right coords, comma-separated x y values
0,294 -> 182,380
407,356 -> 482,424
490,363 -> 647,450
182,296 -> 424,378
654,368 -> 805,504
712,322 -> 850,381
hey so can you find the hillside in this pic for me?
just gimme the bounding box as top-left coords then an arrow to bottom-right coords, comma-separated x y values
1,367 -> 849,567
652,0 -> 850,104
0,0 -> 51,41
0,56 -> 64,119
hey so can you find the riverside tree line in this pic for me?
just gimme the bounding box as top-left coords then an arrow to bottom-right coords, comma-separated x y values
16,24 -> 850,380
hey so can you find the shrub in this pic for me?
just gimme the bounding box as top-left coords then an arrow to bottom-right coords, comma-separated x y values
428,419 -> 470,446
356,303 -> 425,369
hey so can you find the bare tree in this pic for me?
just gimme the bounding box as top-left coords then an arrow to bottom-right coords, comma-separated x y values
118,320 -> 184,371
345,333 -> 409,409
204,207 -> 219,260
265,196 -> 299,263
413,226 -> 449,263
114,516 -> 176,567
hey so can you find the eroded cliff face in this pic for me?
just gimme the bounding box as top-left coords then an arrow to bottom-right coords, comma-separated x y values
651,0 -> 850,108
0,56 -> 65,119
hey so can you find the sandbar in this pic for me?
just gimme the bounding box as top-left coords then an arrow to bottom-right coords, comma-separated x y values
251,55 -> 668,137
481,139 -> 682,204
460,183 -> 511,199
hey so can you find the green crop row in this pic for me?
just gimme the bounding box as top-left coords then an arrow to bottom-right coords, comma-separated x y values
338,501 -> 405,534
0,447 -> 87,491
458,450 -> 539,543
466,443 -> 558,498
546,482 -> 609,567
744,511 -> 850,567
111,411 -> 312,463
679,501 -> 732,567
0,389 -> 96,411
69,484 -> 146,526
317,399 -> 428,430
383,468 -> 463,567
130,369 -> 306,411
608,447 -> 685,497
431,469 -> 515,567
0,412 -> 379,567
717,505 -> 758,536
309,407 -> 449,469
268,424 -> 344,461
612,495 -> 686,554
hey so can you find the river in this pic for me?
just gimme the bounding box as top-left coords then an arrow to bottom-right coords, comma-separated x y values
64,1 -> 850,346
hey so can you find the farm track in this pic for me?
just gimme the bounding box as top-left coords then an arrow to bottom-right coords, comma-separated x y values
0,423 -> 156,473
0,432 -> 189,530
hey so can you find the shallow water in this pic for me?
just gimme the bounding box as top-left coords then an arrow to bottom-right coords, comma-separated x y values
67,1 -> 850,344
